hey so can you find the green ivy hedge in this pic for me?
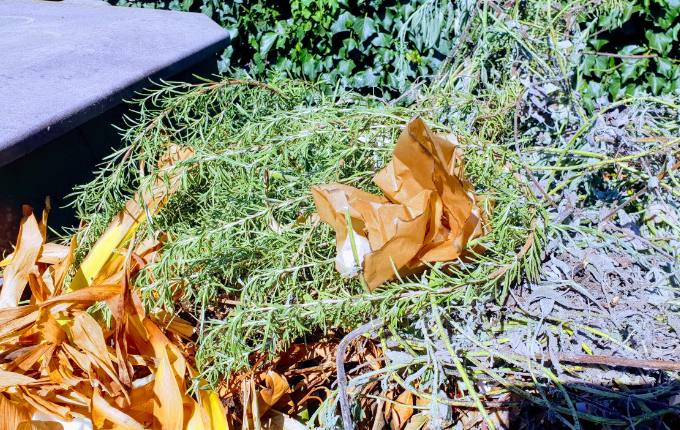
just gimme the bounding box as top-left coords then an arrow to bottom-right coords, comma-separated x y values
579,0 -> 680,111
110,0 -> 472,97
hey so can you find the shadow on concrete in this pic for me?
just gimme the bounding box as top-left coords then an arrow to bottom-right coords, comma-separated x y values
0,57 -> 220,253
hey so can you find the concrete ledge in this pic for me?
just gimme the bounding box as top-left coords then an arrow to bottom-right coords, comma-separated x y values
0,0 -> 229,166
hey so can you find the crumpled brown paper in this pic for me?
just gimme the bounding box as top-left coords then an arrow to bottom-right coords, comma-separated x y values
312,117 -> 490,291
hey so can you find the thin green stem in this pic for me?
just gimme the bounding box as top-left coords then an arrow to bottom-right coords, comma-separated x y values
345,209 -> 371,294
431,297 -> 496,430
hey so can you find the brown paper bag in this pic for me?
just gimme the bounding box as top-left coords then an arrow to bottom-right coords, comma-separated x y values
312,117 -> 490,290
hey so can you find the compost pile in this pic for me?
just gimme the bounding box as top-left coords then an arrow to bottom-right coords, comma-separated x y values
0,148 -> 229,429
3,0 -> 680,429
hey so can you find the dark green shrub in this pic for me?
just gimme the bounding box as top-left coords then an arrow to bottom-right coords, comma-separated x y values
109,0 -> 473,97
579,0 -> 680,111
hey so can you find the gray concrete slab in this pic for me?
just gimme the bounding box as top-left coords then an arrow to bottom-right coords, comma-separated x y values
0,0 -> 229,166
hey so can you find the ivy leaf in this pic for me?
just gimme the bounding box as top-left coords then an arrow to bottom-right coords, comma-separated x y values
342,38 -> 358,53
181,0 -> 193,11
352,17 -> 377,41
401,3 -> 416,21
275,20 -> 288,32
436,38 -> 452,55
201,2 -> 213,17
671,65 -> 680,81
337,59 -> 355,76
589,37 -> 608,51
598,11 -> 618,28
386,72 -> 400,89
381,49 -> 396,64
646,73 -> 667,95
591,55 -> 609,78
353,67 -> 380,87
276,56 -> 293,71
330,11 -> 354,34
300,50 -> 322,80
656,57 -> 674,78
584,81 -> 605,101
582,55 -> 596,77
251,52 -> 266,74
260,32 -> 278,56
619,60 -> 645,83
658,0 -> 680,30
217,46 -> 234,73
622,3 -> 643,21
225,26 -> 239,41
618,45 -> 645,56
646,29 -> 673,55
372,32 -> 392,47
380,8 -> 395,28
168,0 -> 183,11
609,73 -> 621,98
670,76 -> 680,95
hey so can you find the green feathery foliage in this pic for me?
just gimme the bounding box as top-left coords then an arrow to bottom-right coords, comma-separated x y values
68,0 -> 680,427
71,77 -> 538,384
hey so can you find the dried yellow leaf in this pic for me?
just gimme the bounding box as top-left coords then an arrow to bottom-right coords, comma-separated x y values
153,346 -> 183,430
0,206 -> 44,309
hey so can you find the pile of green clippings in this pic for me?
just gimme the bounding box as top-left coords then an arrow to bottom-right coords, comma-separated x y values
69,1 -> 680,428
